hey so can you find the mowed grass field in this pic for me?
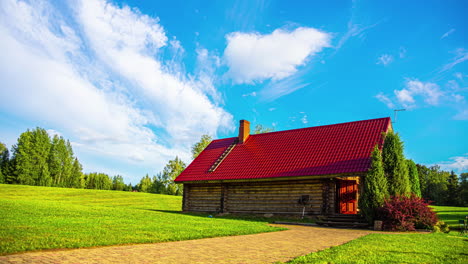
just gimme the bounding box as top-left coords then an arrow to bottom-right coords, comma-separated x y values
432,205 -> 468,229
285,205 -> 468,264
0,184 -> 282,255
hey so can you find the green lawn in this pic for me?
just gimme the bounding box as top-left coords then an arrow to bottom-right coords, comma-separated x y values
285,232 -> 467,264
432,205 -> 468,229
284,205 -> 468,264
0,184 -> 282,255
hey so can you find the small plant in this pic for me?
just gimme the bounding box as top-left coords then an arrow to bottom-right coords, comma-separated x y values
433,221 -> 450,233
378,194 -> 438,231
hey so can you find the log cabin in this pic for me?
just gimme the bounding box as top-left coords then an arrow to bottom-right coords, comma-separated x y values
174,117 -> 392,217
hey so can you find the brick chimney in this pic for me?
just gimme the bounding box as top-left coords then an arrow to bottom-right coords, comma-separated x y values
238,120 -> 250,144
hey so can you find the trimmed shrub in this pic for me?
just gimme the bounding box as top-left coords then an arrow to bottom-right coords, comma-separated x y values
378,194 -> 438,231
359,145 -> 389,223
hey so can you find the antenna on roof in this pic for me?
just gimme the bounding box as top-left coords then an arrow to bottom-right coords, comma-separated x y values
393,109 -> 406,123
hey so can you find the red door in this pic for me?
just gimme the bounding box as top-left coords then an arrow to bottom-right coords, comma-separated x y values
338,180 -> 357,214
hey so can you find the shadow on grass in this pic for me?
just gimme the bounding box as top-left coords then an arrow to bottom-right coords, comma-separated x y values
144,209 -> 316,224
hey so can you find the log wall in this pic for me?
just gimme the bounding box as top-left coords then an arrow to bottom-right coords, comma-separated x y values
183,178 -> 343,215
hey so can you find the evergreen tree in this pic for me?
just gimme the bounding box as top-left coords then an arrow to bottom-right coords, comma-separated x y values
359,145 -> 389,222
0,142 -> 8,184
407,159 -> 421,197
382,131 -> 410,196
191,135 -> 212,159
447,171 -> 460,206
416,164 -> 430,198
4,156 -> 17,184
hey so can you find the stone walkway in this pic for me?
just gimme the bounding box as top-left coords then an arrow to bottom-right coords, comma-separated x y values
0,225 -> 373,264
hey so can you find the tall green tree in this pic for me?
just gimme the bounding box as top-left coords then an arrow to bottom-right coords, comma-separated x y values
151,173 -> 167,194
417,164 -> 449,205
191,134 -> 213,159
70,158 -> 84,188
407,159 -> 421,197
253,124 -> 274,134
446,171 -> 460,206
359,145 -> 389,222
12,128 -> 51,186
137,174 -> 152,192
48,135 -> 74,187
112,175 -> 126,191
161,156 -> 186,195
84,172 -> 112,190
0,142 -> 8,184
459,173 -> 468,206
382,131 -> 410,196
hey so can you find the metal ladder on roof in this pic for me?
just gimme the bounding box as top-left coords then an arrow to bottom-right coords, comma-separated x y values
208,140 -> 237,172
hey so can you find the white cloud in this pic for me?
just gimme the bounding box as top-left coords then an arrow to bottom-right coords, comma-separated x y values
440,48 -> 468,73
242,92 -> 257,97
375,93 -> 395,109
394,79 -> 443,107
438,154 -> 468,172
0,0 -> 233,182
224,27 -> 331,84
441,28 -> 455,39
377,54 -> 394,66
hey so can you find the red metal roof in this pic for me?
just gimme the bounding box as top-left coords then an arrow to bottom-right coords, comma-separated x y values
175,117 -> 391,182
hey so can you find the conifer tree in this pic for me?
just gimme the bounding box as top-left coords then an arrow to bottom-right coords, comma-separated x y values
0,142 -> 8,184
406,159 -> 421,197
359,145 -> 389,222
382,131 -> 410,196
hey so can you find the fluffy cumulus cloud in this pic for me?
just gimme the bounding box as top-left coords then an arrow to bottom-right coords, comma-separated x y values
0,0 -> 233,181
394,79 -> 443,108
224,27 -> 331,84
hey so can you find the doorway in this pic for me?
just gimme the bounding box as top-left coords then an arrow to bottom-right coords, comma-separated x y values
337,180 -> 357,214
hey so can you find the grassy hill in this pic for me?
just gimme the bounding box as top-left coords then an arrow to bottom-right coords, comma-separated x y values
0,184 -> 282,255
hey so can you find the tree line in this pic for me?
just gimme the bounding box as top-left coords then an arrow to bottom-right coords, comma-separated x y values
359,131 -> 467,222
0,127 -> 213,195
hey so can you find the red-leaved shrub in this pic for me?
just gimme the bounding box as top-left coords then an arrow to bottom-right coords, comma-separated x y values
378,194 -> 438,231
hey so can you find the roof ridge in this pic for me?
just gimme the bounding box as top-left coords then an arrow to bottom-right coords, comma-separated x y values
247,117 -> 391,137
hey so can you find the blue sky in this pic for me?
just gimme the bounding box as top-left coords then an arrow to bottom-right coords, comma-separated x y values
0,0 -> 466,183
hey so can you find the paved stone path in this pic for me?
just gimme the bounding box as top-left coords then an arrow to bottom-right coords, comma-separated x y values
0,225 -> 373,264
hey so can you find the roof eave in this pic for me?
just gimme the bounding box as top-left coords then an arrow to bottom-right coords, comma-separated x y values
175,172 -> 366,184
